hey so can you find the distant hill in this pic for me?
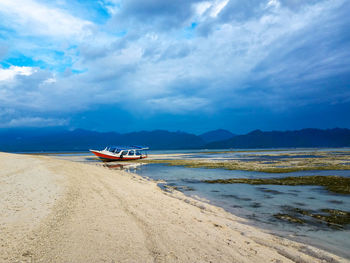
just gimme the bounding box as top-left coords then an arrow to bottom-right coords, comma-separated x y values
205,128 -> 350,149
0,128 -> 205,152
1,127 -> 350,152
199,129 -> 235,143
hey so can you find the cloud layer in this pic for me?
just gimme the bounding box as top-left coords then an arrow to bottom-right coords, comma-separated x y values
0,0 -> 349,131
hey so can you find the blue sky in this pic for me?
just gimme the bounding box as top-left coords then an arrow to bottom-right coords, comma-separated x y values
0,0 -> 349,134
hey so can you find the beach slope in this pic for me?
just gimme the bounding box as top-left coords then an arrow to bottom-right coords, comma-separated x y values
0,152 -> 347,263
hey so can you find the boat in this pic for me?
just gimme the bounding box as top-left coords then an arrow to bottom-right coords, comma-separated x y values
90,146 -> 149,161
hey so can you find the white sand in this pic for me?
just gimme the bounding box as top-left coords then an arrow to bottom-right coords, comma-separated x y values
0,152 -> 348,263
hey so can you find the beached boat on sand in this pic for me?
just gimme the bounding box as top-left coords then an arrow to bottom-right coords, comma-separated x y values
90,146 -> 149,161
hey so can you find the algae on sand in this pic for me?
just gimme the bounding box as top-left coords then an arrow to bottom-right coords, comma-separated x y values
142,150 -> 350,173
203,176 -> 350,195
274,206 -> 350,229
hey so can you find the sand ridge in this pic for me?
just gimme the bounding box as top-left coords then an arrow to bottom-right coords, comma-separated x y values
0,152 -> 348,262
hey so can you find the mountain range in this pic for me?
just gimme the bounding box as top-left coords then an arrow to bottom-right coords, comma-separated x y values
199,129 -> 236,143
205,128 -> 350,149
0,127 -> 349,152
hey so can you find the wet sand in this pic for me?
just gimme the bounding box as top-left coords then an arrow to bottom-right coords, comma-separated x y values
0,152 -> 348,262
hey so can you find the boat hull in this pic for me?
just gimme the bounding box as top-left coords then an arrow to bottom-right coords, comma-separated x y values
90,150 -> 146,161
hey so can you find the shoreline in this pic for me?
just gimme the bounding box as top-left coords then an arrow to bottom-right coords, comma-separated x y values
1,152 -> 348,262
132,163 -> 350,259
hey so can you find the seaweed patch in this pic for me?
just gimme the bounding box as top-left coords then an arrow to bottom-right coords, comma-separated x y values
141,150 -> 350,173
274,206 -> 350,229
203,176 -> 350,195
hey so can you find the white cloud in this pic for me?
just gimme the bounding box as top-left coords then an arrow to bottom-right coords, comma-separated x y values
194,1 -> 212,16
0,117 -> 68,128
266,0 -> 280,9
210,0 -> 230,18
0,66 -> 36,82
42,77 -> 56,84
146,96 -> 209,114
0,0 -> 92,39
98,0 -> 121,15
193,0 -> 230,20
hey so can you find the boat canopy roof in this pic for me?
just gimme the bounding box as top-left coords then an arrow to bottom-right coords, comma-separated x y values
106,145 -> 149,150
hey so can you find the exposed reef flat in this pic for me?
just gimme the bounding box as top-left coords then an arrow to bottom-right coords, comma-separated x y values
274,206 -> 350,230
142,150 -> 350,173
202,176 -> 350,195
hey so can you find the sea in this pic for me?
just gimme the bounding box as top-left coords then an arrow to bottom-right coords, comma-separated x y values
51,148 -> 350,258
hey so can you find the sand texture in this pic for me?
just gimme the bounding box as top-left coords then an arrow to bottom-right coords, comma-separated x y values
0,152 -> 348,263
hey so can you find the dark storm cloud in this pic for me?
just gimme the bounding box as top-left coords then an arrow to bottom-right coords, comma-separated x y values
0,0 -> 349,130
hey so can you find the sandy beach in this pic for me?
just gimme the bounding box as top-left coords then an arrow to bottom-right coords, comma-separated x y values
0,152 -> 348,263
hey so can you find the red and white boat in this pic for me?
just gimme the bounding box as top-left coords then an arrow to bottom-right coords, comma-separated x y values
90,146 -> 149,161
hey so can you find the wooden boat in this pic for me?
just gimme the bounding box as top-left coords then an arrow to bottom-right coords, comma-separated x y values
90,146 -> 148,161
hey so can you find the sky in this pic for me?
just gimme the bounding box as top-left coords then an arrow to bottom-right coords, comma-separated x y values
0,0 -> 349,134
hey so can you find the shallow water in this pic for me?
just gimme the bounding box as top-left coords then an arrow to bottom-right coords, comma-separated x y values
131,163 -> 350,258
154,148 -> 350,163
